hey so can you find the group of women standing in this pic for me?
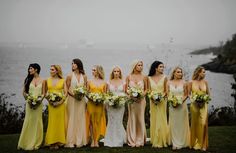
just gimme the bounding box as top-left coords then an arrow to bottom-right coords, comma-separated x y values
17,59 -> 210,152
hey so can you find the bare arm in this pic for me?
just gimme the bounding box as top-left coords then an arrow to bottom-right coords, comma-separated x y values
42,80 -> 46,98
143,76 -> 148,95
183,82 -> 189,103
163,77 -> 168,97
166,81 -> 170,97
66,74 -> 73,97
205,80 -> 210,96
125,76 -> 130,94
188,81 -> 192,96
83,75 -> 88,87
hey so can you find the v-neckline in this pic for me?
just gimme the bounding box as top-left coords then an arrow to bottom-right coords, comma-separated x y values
51,78 -> 61,87
73,72 -> 81,85
31,80 -> 42,88
150,76 -> 164,85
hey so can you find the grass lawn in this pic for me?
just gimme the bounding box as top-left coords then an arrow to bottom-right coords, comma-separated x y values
0,126 -> 236,153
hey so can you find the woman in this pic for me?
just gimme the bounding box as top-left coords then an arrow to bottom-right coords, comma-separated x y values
44,65 -> 67,149
167,67 -> 190,150
189,66 -> 210,151
18,63 -> 44,150
126,60 -> 147,147
86,65 -> 107,147
147,61 -> 170,148
65,59 -> 88,147
104,66 -> 126,147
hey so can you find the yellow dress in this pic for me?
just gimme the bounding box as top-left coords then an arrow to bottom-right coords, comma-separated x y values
149,76 -> 170,148
86,82 -> 106,142
190,82 -> 208,150
45,78 -> 66,146
17,83 -> 43,150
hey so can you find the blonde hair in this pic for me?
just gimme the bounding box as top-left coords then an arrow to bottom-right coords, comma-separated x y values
170,67 -> 183,80
51,65 -> 63,79
95,65 -> 105,80
131,60 -> 143,74
192,66 -> 205,80
110,66 -> 123,80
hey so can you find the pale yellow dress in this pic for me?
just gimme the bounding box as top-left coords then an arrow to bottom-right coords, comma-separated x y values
190,82 -> 208,150
169,84 -> 190,148
149,76 -> 169,148
66,73 -> 87,147
127,80 -> 146,147
45,78 -> 66,146
17,83 -> 43,150
86,82 -> 106,142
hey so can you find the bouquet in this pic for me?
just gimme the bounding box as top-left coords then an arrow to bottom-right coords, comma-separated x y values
192,92 -> 211,107
148,90 -> 163,105
87,92 -> 105,105
127,86 -> 144,103
104,92 -> 128,108
46,92 -> 65,106
168,94 -> 182,107
73,85 -> 87,101
26,94 -> 43,109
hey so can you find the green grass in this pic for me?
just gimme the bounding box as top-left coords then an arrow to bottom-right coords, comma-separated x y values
1,126 -> 236,153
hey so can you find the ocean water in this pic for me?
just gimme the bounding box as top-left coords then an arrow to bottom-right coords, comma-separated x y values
0,44 -> 234,108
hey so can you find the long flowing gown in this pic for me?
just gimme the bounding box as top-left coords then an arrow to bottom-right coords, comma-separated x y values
190,82 -> 208,150
86,82 -> 106,142
104,82 -> 126,147
45,78 -> 66,146
17,83 -> 43,150
127,80 -> 146,147
169,84 -> 190,148
65,73 -> 87,147
149,76 -> 170,148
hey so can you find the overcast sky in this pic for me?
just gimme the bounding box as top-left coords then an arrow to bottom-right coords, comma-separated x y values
0,0 -> 235,46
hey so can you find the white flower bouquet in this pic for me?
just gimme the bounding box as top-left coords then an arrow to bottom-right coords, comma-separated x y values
73,85 -> 87,101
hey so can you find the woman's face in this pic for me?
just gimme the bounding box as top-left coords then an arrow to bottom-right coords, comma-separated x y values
199,69 -> 206,79
29,67 -> 37,75
174,68 -> 183,79
113,67 -> 121,79
50,66 -> 57,77
72,61 -> 78,71
135,62 -> 143,72
92,67 -> 97,77
156,64 -> 164,74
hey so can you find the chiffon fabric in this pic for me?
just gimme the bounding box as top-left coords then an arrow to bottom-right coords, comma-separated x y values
86,82 -> 106,142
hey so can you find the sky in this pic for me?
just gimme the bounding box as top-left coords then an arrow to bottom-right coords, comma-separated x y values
0,0 -> 235,46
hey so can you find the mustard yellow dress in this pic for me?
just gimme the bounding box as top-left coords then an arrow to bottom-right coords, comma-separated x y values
190,82 -> 208,150
86,82 -> 106,142
149,76 -> 170,148
45,78 -> 66,146
17,83 -> 43,150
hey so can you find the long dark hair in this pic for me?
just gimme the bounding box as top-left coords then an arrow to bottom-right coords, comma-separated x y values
72,58 -> 85,74
148,61 -> 163,76
24,63 -> 41,93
